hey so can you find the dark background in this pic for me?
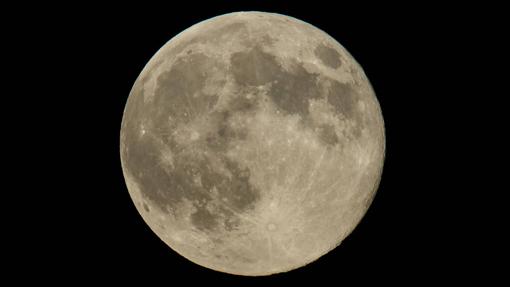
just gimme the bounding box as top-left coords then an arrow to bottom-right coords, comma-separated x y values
10,1 -> 500,284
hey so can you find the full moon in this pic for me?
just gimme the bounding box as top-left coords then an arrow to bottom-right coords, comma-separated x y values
120,11 -> 385,276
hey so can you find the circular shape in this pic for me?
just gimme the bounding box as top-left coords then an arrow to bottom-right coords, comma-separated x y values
120,11 -> 385,276
267,223 -> 277,231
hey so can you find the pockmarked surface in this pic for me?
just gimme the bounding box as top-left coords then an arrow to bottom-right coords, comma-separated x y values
120,12 -> 385,276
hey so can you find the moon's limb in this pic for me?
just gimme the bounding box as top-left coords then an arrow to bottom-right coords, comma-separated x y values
120,11 -> 385,276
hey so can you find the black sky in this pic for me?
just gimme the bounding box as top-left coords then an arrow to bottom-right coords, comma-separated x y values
8,1 -> 500,284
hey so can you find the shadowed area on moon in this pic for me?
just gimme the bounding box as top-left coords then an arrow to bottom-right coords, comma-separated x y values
120,12 -> 384,276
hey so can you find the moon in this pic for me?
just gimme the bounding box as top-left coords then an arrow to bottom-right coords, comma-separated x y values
120,11 -> 385,276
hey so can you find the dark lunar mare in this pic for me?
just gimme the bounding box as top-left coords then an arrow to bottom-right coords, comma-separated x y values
229,45 -> 362,146
314,43 -> 342,69
122,51 -> 262,233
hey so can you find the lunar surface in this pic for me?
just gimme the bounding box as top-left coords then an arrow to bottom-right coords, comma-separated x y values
120,11 -> 385,276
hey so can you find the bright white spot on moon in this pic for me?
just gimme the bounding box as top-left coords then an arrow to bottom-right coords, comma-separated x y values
190,130 -> 200,141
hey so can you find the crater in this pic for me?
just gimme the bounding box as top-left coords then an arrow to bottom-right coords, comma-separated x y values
267,223 -> 277,231
121,79 -> 147,156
